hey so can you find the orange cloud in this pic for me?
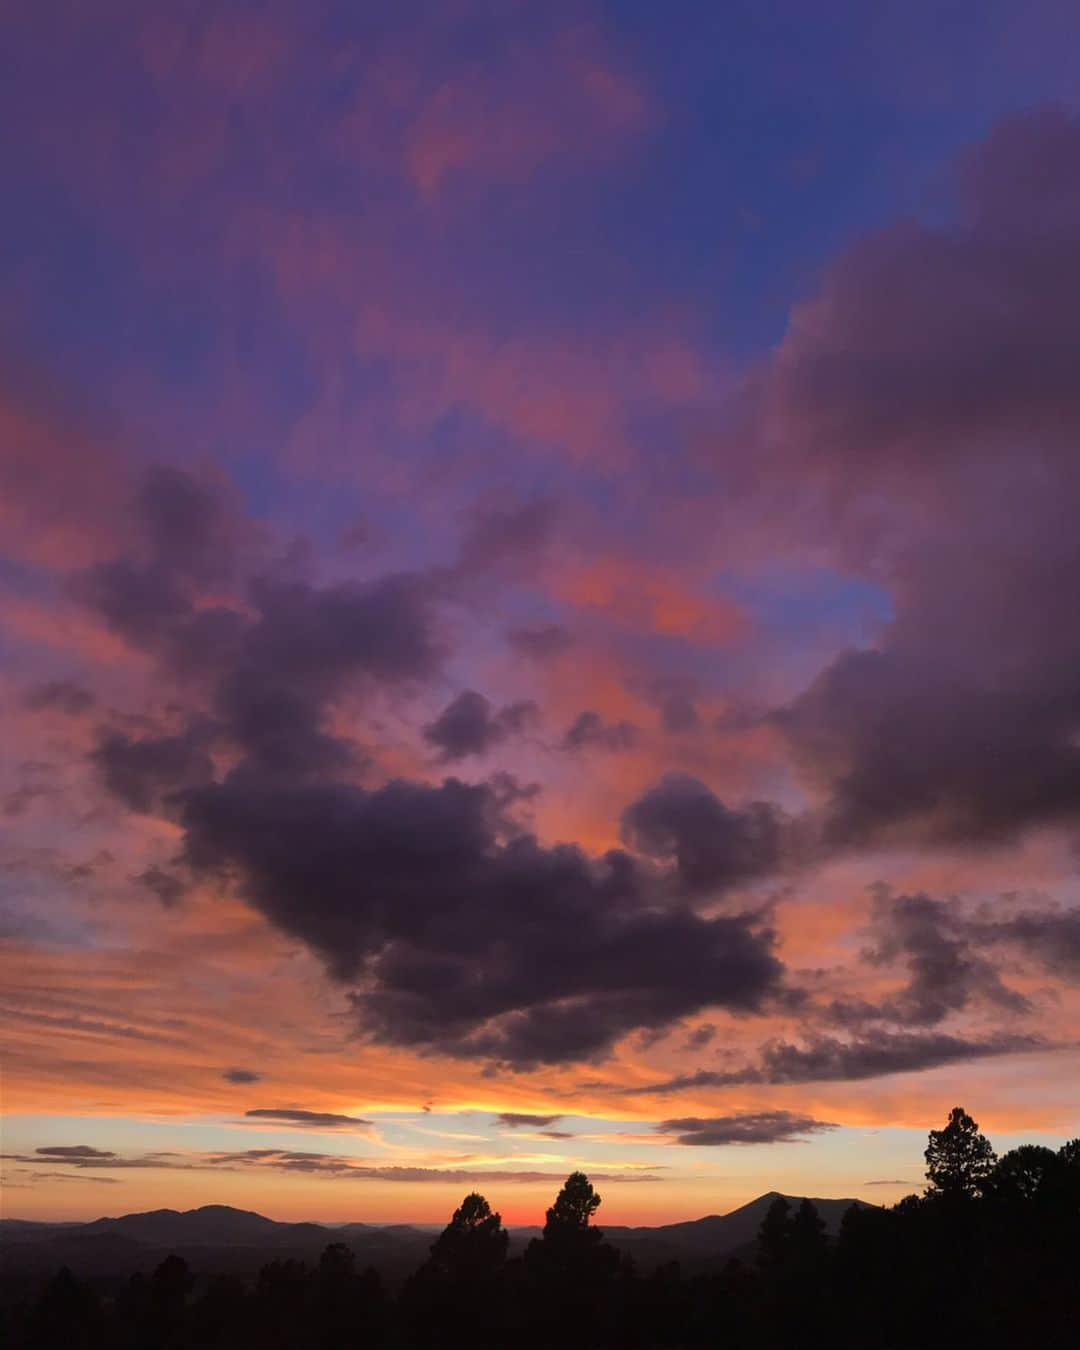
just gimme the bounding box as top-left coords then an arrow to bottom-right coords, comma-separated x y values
550,554 -> 747,643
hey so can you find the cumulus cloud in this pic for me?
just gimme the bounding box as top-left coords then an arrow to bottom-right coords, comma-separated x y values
563,710 -> 638,753
181,772 -> 784,1067
423,690 -> 538,761
621,774 -> 785,894
742,110 -> 1080,850
853,889 -> 1031,1026
92,724 -> 216,814
655,1111 -> 836,1146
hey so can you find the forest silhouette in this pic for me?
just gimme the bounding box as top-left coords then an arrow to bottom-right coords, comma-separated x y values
3,1108 -> 1078,1349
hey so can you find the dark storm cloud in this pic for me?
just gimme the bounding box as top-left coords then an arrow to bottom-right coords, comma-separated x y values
506,624 -> 573,661
496,1112 -> 563,1129
135,865 -> 187,907
214,674 -> 355,778
78,464 -> 447,812
222,1068 -> 261,1084
70,464 -> 791,1069
25,680 -> 95,715
740,111 -> 1080,849
180,773 -> 784,1067
656,1111 -> 836,1146
423,690 -> 538,761
77,464 -> 442,695
240,573 -> 442,695
244,1109 -> 373,1129
92,725 -> 216,813
563,710 -> 638,752
621,774 -> 784,894
776,650 -> 1080,848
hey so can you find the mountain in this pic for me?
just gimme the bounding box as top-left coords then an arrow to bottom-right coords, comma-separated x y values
77,1204 -> 331,1247
0,1195 -> 869,1280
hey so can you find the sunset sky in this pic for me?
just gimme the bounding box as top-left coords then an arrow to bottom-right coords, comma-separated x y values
2,0 -> 1079,1227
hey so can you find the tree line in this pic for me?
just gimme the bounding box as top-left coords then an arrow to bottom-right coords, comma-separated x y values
4,1107 -> 1078,1348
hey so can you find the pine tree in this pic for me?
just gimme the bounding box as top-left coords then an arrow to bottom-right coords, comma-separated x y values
924,1106 -> 996,1198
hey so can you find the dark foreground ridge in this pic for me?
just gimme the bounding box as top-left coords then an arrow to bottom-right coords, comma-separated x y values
0,1190 -> 863,1278
2,1109 -> 1078,1348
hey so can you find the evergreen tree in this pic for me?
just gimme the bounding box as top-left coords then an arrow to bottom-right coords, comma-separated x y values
757,1195 -> 792,1270
924,1106 -> 996,1198
427,1191 -> 509,1279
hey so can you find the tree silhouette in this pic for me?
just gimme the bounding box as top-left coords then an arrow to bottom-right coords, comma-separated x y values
757,1195 -> 792,1270
988,1144 -> 1058,1203
790,1197 -> 827,1263
27,1267 -> 103,1350
7,1111 -> 1080,1350
924,1105 -> 996,1198
427,1191 -> 509,1279
523,1171 -> 620,1346
545,1170 -> 603,1234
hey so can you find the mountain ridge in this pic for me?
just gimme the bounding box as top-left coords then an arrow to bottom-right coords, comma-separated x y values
0,1192 -> 871,1278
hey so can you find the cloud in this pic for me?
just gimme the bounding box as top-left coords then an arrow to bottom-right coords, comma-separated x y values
495,1112 -> 563,1129
739,110 -> 1080,849
25,1170 -> 122,1185
423,690 -> 538,761
35,1145 -> 117,1159
454,498 -> 557,579
506,624 -> 573,661
625,1030 -> 1045,1094
92,724 -> 216,814
973,902 -> 1080,978
748,1031 -> 1045,1084
244,1108 -> 373,1129
135,865 -> 188,908
72,465 -> 239,651
621,773 -> 785,894
25,680 -> 95,715
181,771 -> 784,1067
7,1146 -> 658,1184
850,888 -> 1031,1026
222,1067 -> 261,1084
655,1111 -> 836,1146
563,710 -> 638,753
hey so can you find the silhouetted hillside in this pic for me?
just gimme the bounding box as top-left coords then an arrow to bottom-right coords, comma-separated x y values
0,1193 -> 865,1279
2,1118 -> 1079,1350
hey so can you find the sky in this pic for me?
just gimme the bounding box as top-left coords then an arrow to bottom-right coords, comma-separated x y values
1,0 -> 1079,1226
